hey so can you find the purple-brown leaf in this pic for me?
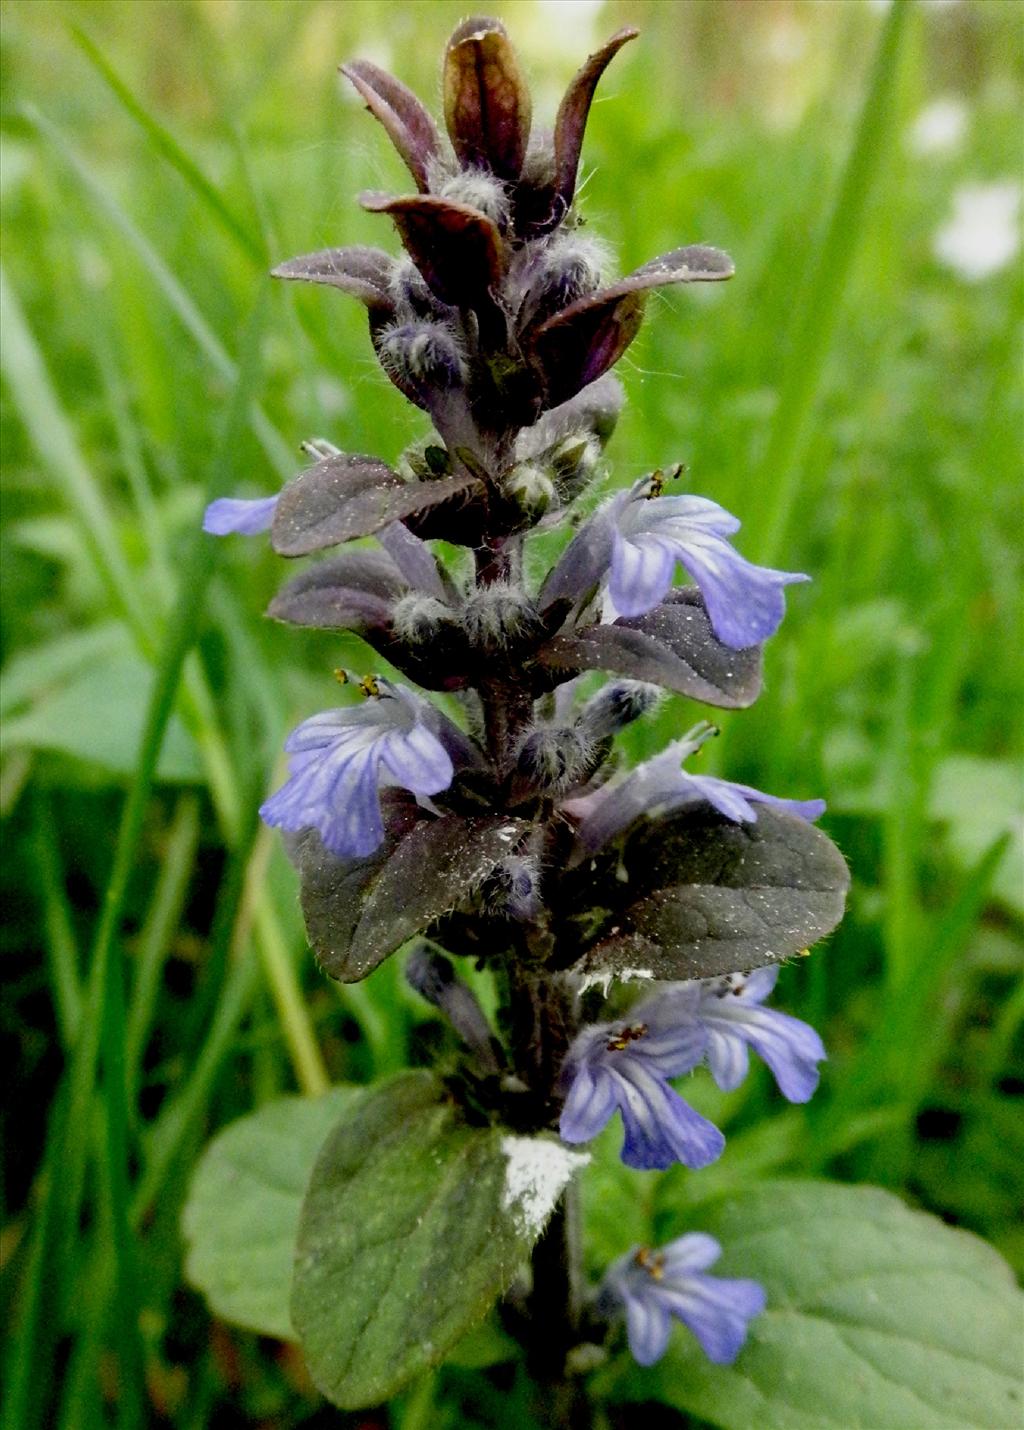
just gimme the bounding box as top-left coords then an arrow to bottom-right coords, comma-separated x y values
267,551 -> 407,631
360,192 -> 506,309
539,589 -> 763,708
340,60 -> 442,193
270,454 -> 477,557
443,17 -> 531,181
529,246 -> 734,406
530,289 -> 646,408
550,28 -> 639,227
271,247 -> 396,309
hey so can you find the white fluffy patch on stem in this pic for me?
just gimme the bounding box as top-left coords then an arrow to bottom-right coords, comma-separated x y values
500,1136 -> 590,1238
576,965 -> 655,998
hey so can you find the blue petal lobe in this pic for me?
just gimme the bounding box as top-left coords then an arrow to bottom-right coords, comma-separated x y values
203,494 -> 279,536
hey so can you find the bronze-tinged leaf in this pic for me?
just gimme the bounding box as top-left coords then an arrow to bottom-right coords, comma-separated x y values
267,551 -> 407,631
549,28 -> 639,228
270,247 -> 396,309
529,246 -> 734,407
538,590 -> 763,709
628,245 -> 735,287
572,807 -> 850,983
289,805 -> 417,982
360,192 -> 506,309
530,289 -> 646,408
340,60 -> 441,192
443,17 -> 531,181
298,813 -> 530,982
270,454 -> 478,557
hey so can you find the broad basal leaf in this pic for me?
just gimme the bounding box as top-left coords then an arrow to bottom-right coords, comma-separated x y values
292,1072 -> 589,1408
540,589 -> 763,708
607,1180 -> 1024,1430
572,807 -> 849,982
2,654 -> 201,783
182,1088 -> 360,1340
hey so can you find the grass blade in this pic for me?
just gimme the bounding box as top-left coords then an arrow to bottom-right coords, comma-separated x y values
124,793 -> 202,1104
24,104 -> 294,481
752,0 -> 912,564
70,25 -> 266,268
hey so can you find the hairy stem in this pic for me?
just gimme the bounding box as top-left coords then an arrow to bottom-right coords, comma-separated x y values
465,372 -> 589,1419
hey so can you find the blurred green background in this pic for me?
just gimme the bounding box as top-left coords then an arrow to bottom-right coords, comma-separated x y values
1,1 -> 1021,1426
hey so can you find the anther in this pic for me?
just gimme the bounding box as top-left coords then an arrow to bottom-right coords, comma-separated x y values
606,1022 -> 648,1052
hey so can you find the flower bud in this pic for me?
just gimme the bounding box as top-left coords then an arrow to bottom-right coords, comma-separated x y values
391,593 -> 457,646
578,681 -> 663,740
550,432 -> 603,501
461,583 -> 540,653
405,944 -> 502,1072
480,854 -> 542,921
516,724 -> 596,794
389,257 -> 444,319
377,321 -> 466,393
438,170 -> 511,230
502,461 -> 556,519
396,435 -> 452,483
520,234 -> 610,328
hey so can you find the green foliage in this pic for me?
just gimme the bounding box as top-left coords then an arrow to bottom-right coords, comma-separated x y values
1,0 -> 1021,1425
291,1072 -> 586,1407
183,1087 -> 361,1340
603,1181 -> 1024,1430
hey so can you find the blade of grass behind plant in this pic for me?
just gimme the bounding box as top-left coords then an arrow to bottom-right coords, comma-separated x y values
0,266 -> 153,655
752,0 -> 911,566
124,793 -> 202,1106
70,25 -> 267,268
24,105 -> 294,482
33,796 -> 83,1051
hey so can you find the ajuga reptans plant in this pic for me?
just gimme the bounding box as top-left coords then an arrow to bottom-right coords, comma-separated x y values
205,18 -> 849,1420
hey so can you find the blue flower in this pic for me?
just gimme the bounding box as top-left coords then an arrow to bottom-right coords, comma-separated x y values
668,967 -> 827,1103
542,480 -> 808,649
599,1233 -> 766,1366
558,996 -> 724,1171
564,724 -> 826,853
259,680 -> 454,857
605,484 -> 808,646
203,494 -> 280,535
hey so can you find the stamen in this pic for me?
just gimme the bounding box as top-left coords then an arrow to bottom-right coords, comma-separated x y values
606,1022 -> 649,1052
644,462 -> 684,499
359,674 -> 382,699
634,1246 -> 666,1279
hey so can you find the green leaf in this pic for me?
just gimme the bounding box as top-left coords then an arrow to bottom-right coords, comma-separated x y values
607,1180 -> 1024,1430
931,756 -> 1024,917
292,1071 -> 589,1407
183,1088 -> 360,1340
2,655 -> 202,782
